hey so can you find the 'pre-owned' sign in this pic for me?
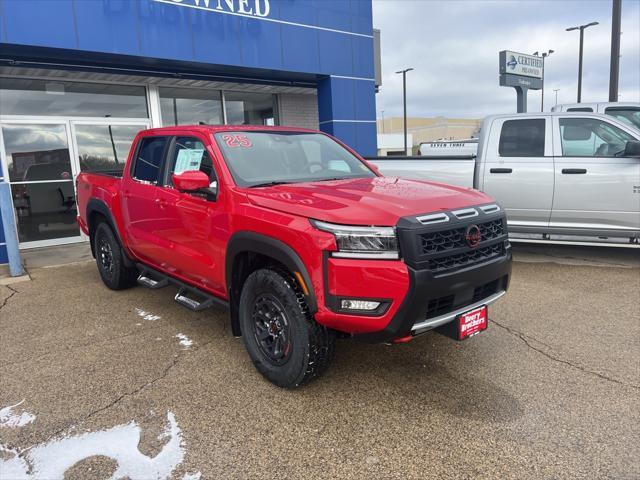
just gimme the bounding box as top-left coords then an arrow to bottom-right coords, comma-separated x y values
499,50 -> 544,79
159,0 -> 271,17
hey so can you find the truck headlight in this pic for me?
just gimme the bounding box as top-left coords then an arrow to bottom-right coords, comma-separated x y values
311,220 -> 399,259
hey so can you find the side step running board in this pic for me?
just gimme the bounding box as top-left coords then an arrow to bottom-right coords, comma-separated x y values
137,272 -> 169,289
175,288 -> 218,311
135,263 -> 228,312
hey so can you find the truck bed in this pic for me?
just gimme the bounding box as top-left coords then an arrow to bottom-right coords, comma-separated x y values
366,155 -> 477,188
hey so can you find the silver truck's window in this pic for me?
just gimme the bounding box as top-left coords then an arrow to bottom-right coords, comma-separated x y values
214,131 -> 375,188
604,107 -> 640,130
498,119 -> 545,157
559,118 -> 635,157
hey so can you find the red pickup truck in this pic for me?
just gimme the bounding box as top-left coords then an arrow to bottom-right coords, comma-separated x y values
77,125 -> 511,388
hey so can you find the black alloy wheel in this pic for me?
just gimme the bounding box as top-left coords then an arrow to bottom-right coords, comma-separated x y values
251,293 -> 292,365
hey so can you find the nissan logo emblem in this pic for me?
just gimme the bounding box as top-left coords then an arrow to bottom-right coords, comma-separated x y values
465,224 -> 481,248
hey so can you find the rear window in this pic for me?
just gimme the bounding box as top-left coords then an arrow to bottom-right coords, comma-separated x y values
498,119 -> 545,157
214,131 -> 374,187
604,107 -> 640,130
132,136 -> 168,183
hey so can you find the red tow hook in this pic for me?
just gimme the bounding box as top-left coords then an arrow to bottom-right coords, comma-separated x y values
391,335 -> 413,344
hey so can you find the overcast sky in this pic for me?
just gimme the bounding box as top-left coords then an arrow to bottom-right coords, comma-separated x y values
372,0 -> 640,119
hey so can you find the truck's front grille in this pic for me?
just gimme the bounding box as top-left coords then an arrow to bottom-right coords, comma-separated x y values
428,243 -> 505,273
398,207 -> 509,274
419,219 -> 505,255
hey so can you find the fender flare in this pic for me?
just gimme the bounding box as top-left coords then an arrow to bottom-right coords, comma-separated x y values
225,231 -> 318,314
86,198 -> 134,267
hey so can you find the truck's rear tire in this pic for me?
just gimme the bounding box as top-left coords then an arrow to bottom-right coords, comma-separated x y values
239,268 -> 335,388
94,222 -> 138,290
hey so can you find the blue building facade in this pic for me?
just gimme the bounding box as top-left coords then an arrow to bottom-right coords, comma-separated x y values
0,0 -> 378,264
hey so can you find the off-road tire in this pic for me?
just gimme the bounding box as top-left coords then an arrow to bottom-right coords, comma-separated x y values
94,222 -> 138,290
239,268 -> 335,388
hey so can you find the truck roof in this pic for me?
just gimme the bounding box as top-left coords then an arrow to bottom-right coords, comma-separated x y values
141,124 -> 320,136
483,111 -> 625,121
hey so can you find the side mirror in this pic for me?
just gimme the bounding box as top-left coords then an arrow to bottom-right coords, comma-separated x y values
172,171 -> 210,192
623,140 -> 640,158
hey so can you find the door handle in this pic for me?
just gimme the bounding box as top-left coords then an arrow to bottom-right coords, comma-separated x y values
155,198 -> 168,208
123,191 -> 132,199
562,168 -> 587,174
490,168 -> 512,174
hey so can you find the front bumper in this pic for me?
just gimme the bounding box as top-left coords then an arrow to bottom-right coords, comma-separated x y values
354,247 -> 512,343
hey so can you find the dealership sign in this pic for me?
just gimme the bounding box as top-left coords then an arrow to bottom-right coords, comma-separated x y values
499,50 -> 542,112
159,0 -> 271,17
499,50 -> 543,79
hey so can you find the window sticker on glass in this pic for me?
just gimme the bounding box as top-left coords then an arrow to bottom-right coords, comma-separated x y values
222,134 -> 252,148
174,149 -> 204,174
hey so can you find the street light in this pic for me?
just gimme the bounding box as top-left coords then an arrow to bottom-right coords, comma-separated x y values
553,88 -> 560,107
395,68 -> 413,155
533,50 -> 554,111
566,21 -> 599,102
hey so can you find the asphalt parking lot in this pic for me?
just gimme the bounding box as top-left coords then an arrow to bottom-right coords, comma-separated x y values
1,245 -> 638,479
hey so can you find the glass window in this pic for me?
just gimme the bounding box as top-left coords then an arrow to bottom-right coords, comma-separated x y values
559,117 -> 635,157
132,137 -> 168,183
167,137 -> 215,183
75,124 -> 143,172
214,131 -> 374,187
2,124 -> 72,182
567,107 -> 593,112
498,119 -> 545,157
604,107 -> 640,130
225,92 -> 277,126
0,78 -> 148,118
2,123 -> 79,242
159,87 -> 223,126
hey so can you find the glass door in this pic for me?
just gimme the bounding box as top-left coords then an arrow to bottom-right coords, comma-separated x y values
70,120 -> 149,174
1,122 -> 81,246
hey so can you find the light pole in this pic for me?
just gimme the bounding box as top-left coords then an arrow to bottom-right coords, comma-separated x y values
566,21 -> 599,103
381,110 -> 385,133
395,68 -> 413,155
533,50 -> 554,111
553,88 -> 560,107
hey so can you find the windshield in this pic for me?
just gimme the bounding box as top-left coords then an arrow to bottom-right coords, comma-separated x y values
214,131 -> 375,187
605,107 -> 640,130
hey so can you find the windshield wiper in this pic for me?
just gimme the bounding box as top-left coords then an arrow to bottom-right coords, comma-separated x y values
250,181 -> 293,188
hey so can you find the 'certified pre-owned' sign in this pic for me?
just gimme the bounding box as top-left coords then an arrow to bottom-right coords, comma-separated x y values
159,0 -> 271,18
502,50 -> 543,79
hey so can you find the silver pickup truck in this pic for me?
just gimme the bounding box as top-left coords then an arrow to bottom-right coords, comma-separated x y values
369,112 -> 640,243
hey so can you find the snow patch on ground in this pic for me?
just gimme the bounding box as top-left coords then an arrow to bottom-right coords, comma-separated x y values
175,333 -> 194,349
135,307 -> 161,321
0,412 -> 186,479
0,400 -> 36,428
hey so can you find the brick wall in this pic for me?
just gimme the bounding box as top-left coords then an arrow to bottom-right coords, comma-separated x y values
278,93 -> 319,130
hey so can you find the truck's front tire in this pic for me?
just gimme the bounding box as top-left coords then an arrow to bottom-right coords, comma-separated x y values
94,222 -> 138,290
239,268 -> 335,388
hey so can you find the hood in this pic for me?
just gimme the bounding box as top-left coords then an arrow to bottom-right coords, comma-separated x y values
244,177 -> 493,226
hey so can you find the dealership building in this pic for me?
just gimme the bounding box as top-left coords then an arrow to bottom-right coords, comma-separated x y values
0,0 -> 379,266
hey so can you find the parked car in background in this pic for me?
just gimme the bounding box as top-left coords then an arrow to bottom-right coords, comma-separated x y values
552,102 -> 640,131
76,126 -> 512,388
370,112 -> 640,242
